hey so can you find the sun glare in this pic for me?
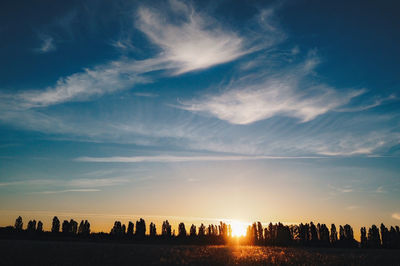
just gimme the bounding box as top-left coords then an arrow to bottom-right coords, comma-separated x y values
230,220 -> 247,237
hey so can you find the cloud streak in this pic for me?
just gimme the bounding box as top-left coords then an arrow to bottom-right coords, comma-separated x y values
35,35 -> 56,53
38,189 -> 101,194
392,213 -> 400,221
4,0 -> 263,110
136,2 -> 248,74
75,154 -> 324,163
17,59 -> 155,108
178,55 -> 364,124
0,177 -> 130,188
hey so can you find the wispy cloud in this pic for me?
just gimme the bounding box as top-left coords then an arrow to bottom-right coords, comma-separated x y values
178,54 -> 364,124
132,92 -> 158,97
67,178 -> 129,187
0,177 -> 130,188
110,39 -> 135,51
136,2 -> 248,74
336,94 -> 397,112
392,213 -> 400,220
375,186 -> 387,193
38,189 -> 101,194
317,148 -> 373,156
0,179 -> 54,187
0,1 -> 397,161
346,205 -> 359,210
313,131 -> 396,156
16,59 -> 156,108
35,35 -> 56,53
3,0 -> 267,110
329,184 -> 354,194
75,154 -> 324,163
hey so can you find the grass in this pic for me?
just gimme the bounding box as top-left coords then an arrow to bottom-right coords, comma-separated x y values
1,239 -> 399,265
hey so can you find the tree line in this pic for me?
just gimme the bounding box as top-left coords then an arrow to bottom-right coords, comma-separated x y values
12,216 -> 91,236
2,216 -> 399,249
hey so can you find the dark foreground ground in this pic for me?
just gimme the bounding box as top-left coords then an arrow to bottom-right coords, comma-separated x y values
1,240 -> 400,266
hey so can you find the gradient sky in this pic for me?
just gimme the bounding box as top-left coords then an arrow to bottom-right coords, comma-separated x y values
1,0 -> 400,235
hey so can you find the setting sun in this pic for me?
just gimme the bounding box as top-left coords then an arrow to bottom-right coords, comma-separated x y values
230,221 -> 247,237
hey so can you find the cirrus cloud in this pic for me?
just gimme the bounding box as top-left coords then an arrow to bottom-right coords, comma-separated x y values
178,55 -> 364,124
3,0 -> 270,110
392,213 -> 400,220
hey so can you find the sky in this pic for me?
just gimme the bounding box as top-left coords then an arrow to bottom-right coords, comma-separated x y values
1,0 -> 400,236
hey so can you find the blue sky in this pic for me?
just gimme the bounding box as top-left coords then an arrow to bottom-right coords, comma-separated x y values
1,0 -> 400,232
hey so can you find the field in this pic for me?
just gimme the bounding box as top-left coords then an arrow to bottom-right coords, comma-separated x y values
1,239 -> 399,265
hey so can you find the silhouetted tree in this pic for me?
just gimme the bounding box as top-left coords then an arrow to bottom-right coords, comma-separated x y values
78,220 -> 84,234
276,223 -> 292,246
162,220 -> 172,237
84,220 -> 90,235
360,227 -> 367,248
381,223 -> 389,248
62,220 -> 70,234
6,215 -> 400,249
78,220 -> 90,235
257,222 -> 264,243
37,221 -> 43,233
219,222 -> 228,240
110,221 -> 125,237
246,224 -> 256,244
178,222 -> 186,237
70,219 -> 78,234
149,222 -> 156,237
127,221 -> 134,236
298,223 -> 307,245
27,220 -> 36,233
318,224 -> 330,246
367,225 -> 381,248
343,224 -> 354,241
310,222 -> 318,244
135,218 -> 146,239
198,223 -> 205,237
290,225 -> 300,243
388,226 -> 398,249
264,227 -> 270,245
267,222 -> 276,245
122,224 -> 126,235
51,216 -> 60,233
190,224 -> 196,237
330,224 -> 338,245
211,224 -> 217,236
337,224 -> 357,248
14,216 -> 23,232
339,225 -> 345,241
